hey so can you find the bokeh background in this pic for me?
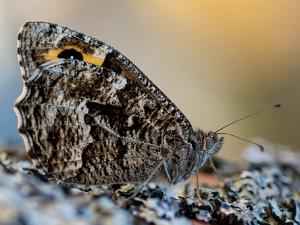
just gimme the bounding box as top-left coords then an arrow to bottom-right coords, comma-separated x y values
1,0 -> 299,160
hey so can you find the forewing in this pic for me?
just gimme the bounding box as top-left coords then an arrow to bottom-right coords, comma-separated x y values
17,21 -> 193,137
16,22 -> 194,184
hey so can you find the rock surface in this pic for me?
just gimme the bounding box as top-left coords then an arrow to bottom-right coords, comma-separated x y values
0,143 -> 299,225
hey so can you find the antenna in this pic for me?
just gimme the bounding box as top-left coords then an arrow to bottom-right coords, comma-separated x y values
217,132 -> 264,151
214,104 -> 281,133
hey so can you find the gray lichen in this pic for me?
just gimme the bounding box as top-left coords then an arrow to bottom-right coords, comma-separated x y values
0,144 -> 299,225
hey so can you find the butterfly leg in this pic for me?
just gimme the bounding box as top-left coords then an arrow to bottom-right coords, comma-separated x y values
124,160 -> 164,198
163,161 -> 172,183
209,156 -> 223,179
126,151 -> 173,198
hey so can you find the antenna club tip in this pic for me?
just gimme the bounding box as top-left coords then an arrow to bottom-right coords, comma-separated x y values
273,103 -> 282,108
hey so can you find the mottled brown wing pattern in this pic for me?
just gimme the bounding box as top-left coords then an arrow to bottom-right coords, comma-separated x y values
15,22 -> 197,184
17,59 -> 177,184
17,22 -> 193,137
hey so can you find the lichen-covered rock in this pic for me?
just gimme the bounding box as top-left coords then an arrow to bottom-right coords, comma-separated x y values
0,144 -> 299,225
0,158 -> 132,225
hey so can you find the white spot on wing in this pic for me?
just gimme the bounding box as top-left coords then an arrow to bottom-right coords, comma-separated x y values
53,28 -> 65,47
107,75 -> 127,100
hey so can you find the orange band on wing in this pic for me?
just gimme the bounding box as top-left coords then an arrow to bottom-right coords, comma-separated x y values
44,45 -> 105,66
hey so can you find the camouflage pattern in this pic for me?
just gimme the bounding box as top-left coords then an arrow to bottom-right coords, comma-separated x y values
15,22 -> 223,185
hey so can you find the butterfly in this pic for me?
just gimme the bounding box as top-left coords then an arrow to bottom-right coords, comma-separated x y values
15,22 -> 223,186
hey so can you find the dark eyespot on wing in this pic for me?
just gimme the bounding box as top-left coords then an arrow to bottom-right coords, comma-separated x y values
58,48 -> 83,60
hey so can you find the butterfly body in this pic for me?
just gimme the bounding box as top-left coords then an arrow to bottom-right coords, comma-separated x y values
15,22 -> 223,186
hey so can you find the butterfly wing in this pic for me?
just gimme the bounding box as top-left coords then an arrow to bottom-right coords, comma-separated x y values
16,22 -> 194,184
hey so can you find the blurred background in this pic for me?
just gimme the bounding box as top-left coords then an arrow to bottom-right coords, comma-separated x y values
0,0 -> 299,160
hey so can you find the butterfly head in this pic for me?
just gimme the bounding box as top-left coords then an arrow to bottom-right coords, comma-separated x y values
197,130 -> 224,155
202,131 -> 224,155
174,130 -> 224,183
